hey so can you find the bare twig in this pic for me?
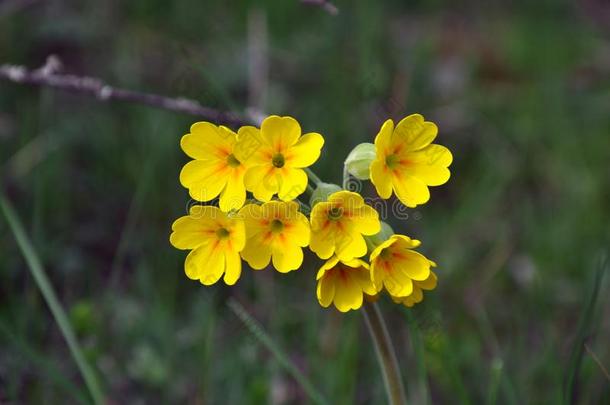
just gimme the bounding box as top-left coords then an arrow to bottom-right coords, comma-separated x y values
300,0 -> 339,16
0,56 -> 248,127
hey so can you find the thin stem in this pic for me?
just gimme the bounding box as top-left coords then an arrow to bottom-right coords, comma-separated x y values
0,192 -> 105,405
362,302 -> 407,405
304,167 -> 323,186
306,183 -> 316,196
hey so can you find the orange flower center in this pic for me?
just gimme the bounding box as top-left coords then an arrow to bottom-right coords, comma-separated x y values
272,153 -> 285,168
216,227 -> 230,239
327,207 -> 344,221
385,154 -> 399,169
226,153 -> 241,168
379,247 -> 392,260
270,218 -> 284,232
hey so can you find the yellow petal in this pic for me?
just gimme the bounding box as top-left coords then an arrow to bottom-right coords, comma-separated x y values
271,244 -> 303,273
223,251 -> 242,285
350,205 -> 381,235
328,190 -> 364,207
418,271 -> 438,290
383,268 -> 413,297
187,243 -> 224,285
239,204 -> 265,236
393,250 -> 431,281
180,122 -> 235,160
316,256 -> 340,280
284,132 -> 324,168
235,126 -> 269,164
317,276 -> 335,308
277,168 -> 307,201
244,165 -> 277,202
241,237 -> 272,269
170,215 -> 214,250
370,159 -> 393,199
283,212 -> 311,247
351,265 -> 377,296
403,144 -> 452,186
227,216 -> 246,252
219,169 -> 246,211
310,227 -> 336,259
394,114 -> 438,151
309,202 -> 331,231
336,230 -> 367,261
180,160 -> 229,202
392,171 -> 430,208
333,274 -> 363,312
374,119 -> 394,149
261,115 -> 301,151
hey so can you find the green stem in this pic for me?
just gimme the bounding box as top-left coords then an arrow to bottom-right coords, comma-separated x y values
362,302 -> 407,405
0,192 -> 105,405
306,183 -> 316,196
304,167 -> 323,186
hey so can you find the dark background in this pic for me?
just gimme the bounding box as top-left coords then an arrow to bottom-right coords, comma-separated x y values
1,0 -> 609,403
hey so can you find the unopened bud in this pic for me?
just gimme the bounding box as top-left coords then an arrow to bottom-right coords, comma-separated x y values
344,143 -> 375,180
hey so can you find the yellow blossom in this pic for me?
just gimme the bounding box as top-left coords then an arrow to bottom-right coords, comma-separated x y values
239,200 -> 310,272
235,115 -> 324,202
170,205 -> 245,285
370,114 -> 452,207
310,191 -> 381,261
369,234 -> 434,297
179,122 -> 249,211
316,256 -> 377,312
391,271 -> 437,307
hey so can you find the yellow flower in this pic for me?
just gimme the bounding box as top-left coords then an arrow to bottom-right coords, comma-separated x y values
316,256 -> 377,312
370,114 -> 452,207
310,191 -> 381,261
179,122 -> 249,212
239,200 -> 310,272
369,235 -> 434,297
170,205 -> 245,285
235,115 -> 324,202
391,271 -> 438,307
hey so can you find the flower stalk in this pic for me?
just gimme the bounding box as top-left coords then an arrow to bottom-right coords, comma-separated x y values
362,302 -> 407,405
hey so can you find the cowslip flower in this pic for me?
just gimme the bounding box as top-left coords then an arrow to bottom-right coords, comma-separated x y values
370,114 -> 452,208
369,234 -> 434,297
170,205 -> 245,285
309,191 -> 381,261
316,256 -> 377,312
179,122 -> 248,211
391,270 -> 438,307
235,115 -> 324,202
239,200 -> 310,272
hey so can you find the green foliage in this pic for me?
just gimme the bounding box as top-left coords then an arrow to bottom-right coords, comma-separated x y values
1,0 -> 609,403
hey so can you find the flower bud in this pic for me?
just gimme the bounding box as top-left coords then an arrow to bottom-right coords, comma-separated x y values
344,143 -> 375,180
309,182 -> 342,207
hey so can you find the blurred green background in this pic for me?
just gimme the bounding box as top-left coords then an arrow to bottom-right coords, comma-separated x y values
1,0 -> 609,403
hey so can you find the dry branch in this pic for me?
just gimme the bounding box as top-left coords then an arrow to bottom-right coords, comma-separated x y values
300,0 -> 339,16
0,56 -> 248,127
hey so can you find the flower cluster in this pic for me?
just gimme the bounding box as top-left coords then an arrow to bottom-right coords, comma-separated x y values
170,114 -> 451,312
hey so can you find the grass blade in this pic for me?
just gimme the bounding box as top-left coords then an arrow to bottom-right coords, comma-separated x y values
227,298 -> 329,405
0,192 -> 105,405
563,253 -> 608,404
